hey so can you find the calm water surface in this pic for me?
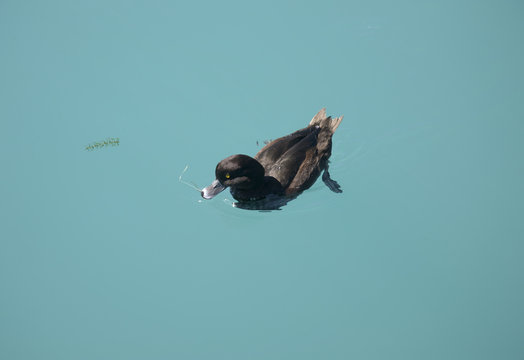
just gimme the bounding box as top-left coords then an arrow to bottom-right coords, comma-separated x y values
1,1 -> 523,359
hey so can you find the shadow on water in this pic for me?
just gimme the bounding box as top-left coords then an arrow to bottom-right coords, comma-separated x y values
182,179 -> 345,215
232,194 -> 297,211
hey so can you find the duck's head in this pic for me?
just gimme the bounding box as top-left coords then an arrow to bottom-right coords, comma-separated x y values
201,154 -> 265,200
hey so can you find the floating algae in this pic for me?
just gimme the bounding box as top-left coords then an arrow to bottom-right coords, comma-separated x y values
85,137 -> 120,151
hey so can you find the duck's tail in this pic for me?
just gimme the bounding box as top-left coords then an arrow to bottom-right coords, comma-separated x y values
309,108 -> 343,134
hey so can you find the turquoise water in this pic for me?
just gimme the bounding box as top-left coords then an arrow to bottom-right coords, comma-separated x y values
1,1 -> 524,359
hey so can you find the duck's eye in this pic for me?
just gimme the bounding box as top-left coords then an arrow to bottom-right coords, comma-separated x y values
225,173 -> 230,179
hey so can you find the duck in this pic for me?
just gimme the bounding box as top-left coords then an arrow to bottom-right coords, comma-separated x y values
201,108 -> 343,209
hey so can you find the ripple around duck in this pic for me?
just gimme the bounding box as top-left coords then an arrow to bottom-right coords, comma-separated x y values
179,126 -> 369,215
332,119 -> 437,174
179,119 -> 436,216
184,179 -> 339,216
181,160 -> 351,216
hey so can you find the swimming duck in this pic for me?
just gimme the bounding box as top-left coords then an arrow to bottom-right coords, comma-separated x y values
201,108 -> 343,209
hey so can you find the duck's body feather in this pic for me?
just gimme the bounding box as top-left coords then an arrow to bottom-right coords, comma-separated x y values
201,108 -> 343,209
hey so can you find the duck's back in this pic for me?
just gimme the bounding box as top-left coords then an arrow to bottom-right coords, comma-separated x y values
255,108 -> 343,195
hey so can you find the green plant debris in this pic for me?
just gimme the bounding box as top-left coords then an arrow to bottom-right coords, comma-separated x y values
85,137 -> 120,151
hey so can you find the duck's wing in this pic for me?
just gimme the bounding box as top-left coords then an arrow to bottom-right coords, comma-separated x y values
255,109 -> 343,194
285,113 -> 344,194
265,129 -> 321,190
254,126 -> 318,171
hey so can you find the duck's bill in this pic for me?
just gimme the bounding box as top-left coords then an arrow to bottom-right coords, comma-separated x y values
201,179 -> 226,199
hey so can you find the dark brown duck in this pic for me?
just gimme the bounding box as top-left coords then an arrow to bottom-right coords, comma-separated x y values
201,108 -> 343,209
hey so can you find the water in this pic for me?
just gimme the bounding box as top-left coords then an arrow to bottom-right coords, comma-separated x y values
1,1 -> 523,359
